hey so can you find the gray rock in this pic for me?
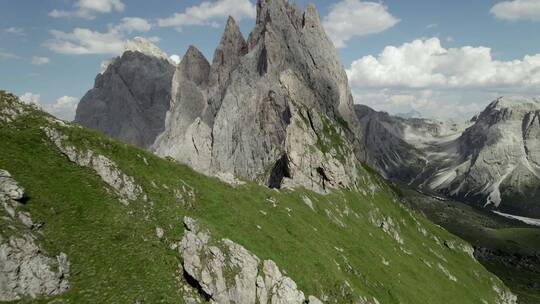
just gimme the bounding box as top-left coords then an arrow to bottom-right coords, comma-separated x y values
152,47 -> 214,174
0,169 -> 25,201
43,127 -> 146,205
0,235 -> 70,301
153,1 -> 363,192
0,172 -> 69,301
205,16 -> 248,124
178,217 -> 319,304
75,38 -> 175,148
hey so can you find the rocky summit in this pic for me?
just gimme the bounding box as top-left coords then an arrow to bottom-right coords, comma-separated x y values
78,0 -> 363,193
75,38 -> 175,149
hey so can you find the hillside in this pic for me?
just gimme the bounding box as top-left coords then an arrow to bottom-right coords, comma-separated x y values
0,91 -> 517,303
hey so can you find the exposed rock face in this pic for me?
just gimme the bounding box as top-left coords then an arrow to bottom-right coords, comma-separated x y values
355,104 -> 466,181
152,47 -> 213,173
0,170 -> 69,301
75,38 -> 175,148
178,217 -> 321,304
154,0 -> 363,192
43,127 -> 146,205
0,91 -> 31,123
0,169 -> 25,201
356,97 -> 540,217
438,97 -> 540,217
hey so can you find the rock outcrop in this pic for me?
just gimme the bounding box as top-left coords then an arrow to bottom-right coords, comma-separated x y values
43,127 -> 146,205
178,217 -> 321,304
0,169 -> 69,301
75,38 -> 175,148
153,0 -> 363,192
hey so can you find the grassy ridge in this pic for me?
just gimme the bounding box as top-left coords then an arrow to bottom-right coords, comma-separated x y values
0,92 -> 512,303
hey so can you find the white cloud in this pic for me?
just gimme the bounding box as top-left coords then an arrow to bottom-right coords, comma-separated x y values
45,17 -> 152,55
114,17 -> 152,33
4,27 -> 24,35
19,93 -> 79,120
169,54 -> 181,65
31,56 -> 51,65
158,0 -> 255,30
347,37 -> 540,92
491,0 -> 540,21
322,0 -> 399,48
46,28 -> 125,55
348,37 -> 540,119
48,96 -> 80,120
0,50 -> 18,61
49,0 -> 125,20
20,92 -> 41,105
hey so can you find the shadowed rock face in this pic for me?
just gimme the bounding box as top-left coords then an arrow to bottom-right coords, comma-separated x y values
75,42 -> 175,149
153,0 -> 363,192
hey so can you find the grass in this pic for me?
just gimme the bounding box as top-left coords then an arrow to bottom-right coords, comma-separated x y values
398,185 -> 540,304
0,91 -> 513,303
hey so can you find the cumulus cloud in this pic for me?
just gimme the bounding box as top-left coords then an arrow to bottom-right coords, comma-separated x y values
48,96 -> 80,120
158,0 -> 255,30
114,17 -> 152,33
20,92 -> 41,105
347,37 -> 540,91
4,27 -> 24,35
491,0 -> 540,21
169,54 -> 181,65
49,0 -> 125,20
19,93 -> 79,120
31,56 -> 51,65
348,37 -> 540,119
45,28 -> 125,55
45,17 -> 152,55
322,0 -> 399,48
0,50 -> 18,61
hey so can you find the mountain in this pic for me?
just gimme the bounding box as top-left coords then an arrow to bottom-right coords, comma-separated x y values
355,104 -> 465,181
75,37 -> 175,149
355,97 -> 540,218
0,90 -> 517,303
78,0 -> 363,193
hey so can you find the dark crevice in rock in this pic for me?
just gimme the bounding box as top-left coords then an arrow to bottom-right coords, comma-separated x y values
258,46 -> 268,76
316,167 -> 331,190
182,268 -> 211,301
282,102 -> 292,125
268,154 -> 291,189
305,110 -> 317,134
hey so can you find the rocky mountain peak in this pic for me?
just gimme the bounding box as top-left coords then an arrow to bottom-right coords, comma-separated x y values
124,37 -> 169,61
75,41 -> 175,148
177,46 -> 210,87
80,1 -> 364,192
209,16 -> 247,85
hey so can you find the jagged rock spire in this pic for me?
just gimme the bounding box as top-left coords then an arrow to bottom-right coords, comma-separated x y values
210,16 -> 248,87
177,46 -> 210,87
205,16 -> 248,123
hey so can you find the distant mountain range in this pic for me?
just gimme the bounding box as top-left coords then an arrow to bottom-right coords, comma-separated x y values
356,97 -> 540,218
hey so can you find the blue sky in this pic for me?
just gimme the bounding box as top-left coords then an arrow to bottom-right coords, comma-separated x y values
1,0 -> 539,119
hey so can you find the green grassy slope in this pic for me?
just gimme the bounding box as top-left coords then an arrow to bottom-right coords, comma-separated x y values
0,91 -> 514,303
398,186 -> 540,304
